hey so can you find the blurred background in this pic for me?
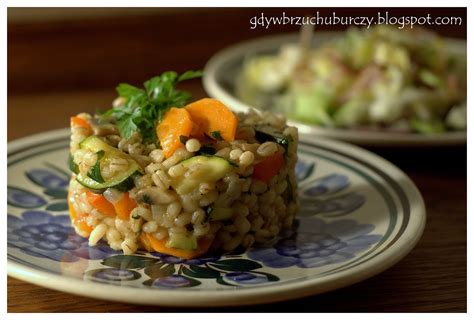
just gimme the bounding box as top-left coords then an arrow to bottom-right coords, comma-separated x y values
9,8 -> 467,93
8,7 -> 466,139
8,7 -> 467,313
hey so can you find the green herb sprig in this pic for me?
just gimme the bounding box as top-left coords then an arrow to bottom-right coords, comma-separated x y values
101,70 -> 202,142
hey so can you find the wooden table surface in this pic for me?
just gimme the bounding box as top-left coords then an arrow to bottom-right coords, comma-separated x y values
7,8 -> 466,312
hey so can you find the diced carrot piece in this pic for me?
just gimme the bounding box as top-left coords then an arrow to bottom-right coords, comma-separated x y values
68,191 -> 93,235
68,191 -> 77,221
113,192 -> 137,220
253,152 -> 285,183
185,98 -> 238,141
156,107 -> 194,158
70,116 -> 92,136
86,191 -> 116,217
74,214 -> 93,235
140,233 -> 214,259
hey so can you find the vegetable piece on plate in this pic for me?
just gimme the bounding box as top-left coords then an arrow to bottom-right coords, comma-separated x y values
86,191 -> 116,217
156,107 -> 194,158
113,192 -> 137,220
68,192 -> 93,236
75,136 -> 142,192
70,116 -> 92,136
140,233 -> 214,259
169,155 -> 234,195
253,152 -> 286,183
185,98 -> 238,141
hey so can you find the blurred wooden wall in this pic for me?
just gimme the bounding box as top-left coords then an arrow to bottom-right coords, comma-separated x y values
8,7 -> 466,95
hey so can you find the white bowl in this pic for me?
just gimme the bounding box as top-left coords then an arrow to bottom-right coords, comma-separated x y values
203,32 -> 466,147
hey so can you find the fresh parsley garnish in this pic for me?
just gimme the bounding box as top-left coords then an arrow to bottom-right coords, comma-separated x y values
87,150 -> 105,183
101,70 -> 203,142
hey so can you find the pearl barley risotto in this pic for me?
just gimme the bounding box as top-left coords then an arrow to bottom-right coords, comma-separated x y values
68,71 -> 298,259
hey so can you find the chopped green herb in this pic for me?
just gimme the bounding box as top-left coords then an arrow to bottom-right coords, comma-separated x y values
87,150 -> 105,183
100,70 -> 203,143
210,130 -> 223,140
141,194 -> 152,205
255,125 -> 291,153
179,135 -> 189,145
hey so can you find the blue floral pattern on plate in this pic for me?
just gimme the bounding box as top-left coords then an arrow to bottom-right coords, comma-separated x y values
150,252 -> 221,266
297,159 -> 366,217
8,158 -> 381,288
7,186 -> 47,209
248,217 -> 382,268
8,210 -> 118,262
7,130 -> 426,306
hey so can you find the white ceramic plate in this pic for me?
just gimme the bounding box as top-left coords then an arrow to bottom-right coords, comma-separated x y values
8,129 -> 425,306
203,32 -> 466,146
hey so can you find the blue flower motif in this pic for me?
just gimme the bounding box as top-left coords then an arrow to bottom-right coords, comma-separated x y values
295,159 -> 315,182
299,173 -> 366,217
303,174 -> 349,196
150,275 -> 198,288
26,166 -> 70,202
300,193 -> 366,217
150,252 -> 221,265
248,217 -> 382,268
223,272 -> 269,285
7,186 -> 47,209
26,168 -> 69,190
85,268 -> 141,282
8,211 -> 118,262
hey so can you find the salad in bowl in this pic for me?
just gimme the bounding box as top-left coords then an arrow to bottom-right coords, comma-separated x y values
236,25 -> 466,134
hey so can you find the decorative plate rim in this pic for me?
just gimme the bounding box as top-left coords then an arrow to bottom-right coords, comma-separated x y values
7,128 -> 426,307
202,31 -> 466,147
